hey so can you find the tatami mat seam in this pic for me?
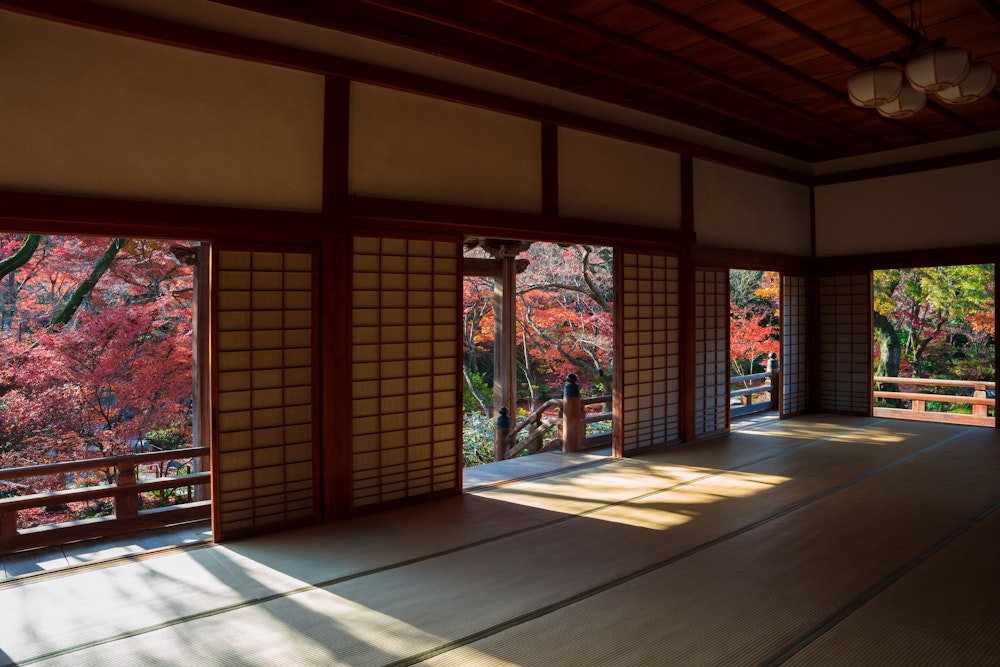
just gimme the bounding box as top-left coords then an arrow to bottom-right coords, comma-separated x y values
387,427 -> 976,665
7,420 -> 900,664
12,420 -> 961,666
372,427 -> 978,665
756,495 -> 1000,666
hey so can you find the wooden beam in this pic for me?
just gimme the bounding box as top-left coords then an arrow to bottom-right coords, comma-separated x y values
485,0 -> 882,151
324,76 -> 351,210
352,0 -> 840,152
464,258 -> 503,278
813,146 -> 1000,186
681,154 -> 694,236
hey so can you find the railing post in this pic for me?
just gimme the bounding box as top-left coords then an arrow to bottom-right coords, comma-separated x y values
1,510 -> 16,538
115,463 -> 139,520
766,352 -> 780,411
973,383 -> 988,418
494,406 -> 511,462
562,374 -> 582,452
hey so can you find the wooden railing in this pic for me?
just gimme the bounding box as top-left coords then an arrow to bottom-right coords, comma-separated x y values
731,353 -> 779,418
874,376 -> 996,427
0,447 -> 211,554
494,374 -> 612,460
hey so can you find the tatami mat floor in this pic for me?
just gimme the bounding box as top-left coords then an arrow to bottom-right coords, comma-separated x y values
2,414 -> 997,666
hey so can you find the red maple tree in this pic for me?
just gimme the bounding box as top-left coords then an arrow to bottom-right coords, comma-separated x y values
0,234 -> 195,526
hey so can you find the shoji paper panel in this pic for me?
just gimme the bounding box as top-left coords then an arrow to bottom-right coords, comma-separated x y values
351,236 -> 461,507
619,251 -> 681,453
782,275 -> 809,416
215,249 -> 317,536
818,274 -> 871,414
694,268 -> 729,436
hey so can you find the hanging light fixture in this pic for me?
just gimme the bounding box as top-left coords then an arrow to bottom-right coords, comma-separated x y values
848,67 -> 903,107
905,47 -> 970,93
877,82 -> 926,118
935,61 -> 997,104
846,0 -> 995,119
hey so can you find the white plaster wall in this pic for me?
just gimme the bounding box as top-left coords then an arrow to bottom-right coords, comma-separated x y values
89,0 -> 809,175
558,128 -> 681,228
349,83 -> 542,213
0,10 -> 324,211
693,160 -> 811,256
814,161 -> 1000,256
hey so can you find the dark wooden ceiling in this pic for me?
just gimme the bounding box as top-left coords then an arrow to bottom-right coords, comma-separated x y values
217,0 -> 1000,162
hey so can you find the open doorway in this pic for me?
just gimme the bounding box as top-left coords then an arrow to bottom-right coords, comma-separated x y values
873,264 -> 995,426
0,234 -> 206,559
462,240 -> 613,474
729,269 -> 780,419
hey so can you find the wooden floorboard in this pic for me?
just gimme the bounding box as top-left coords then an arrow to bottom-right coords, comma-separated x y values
0,415 -> 996,666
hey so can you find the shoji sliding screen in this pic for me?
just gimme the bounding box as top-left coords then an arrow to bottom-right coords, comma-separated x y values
817,274 -> 871,414
781,274 -> 809,416
693,267 -> 729,437
617,250 -> 682,454
350,235 -> 462,508
213,247 -> 319,539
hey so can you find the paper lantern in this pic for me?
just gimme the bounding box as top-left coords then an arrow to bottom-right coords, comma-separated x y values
848,67 -> 903,107
906,47 -> 970,92
877,83 -> 927,118
935,61 -> 997,104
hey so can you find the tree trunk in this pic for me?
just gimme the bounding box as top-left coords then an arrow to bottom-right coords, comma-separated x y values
51,238 -> 127,327
873,311 -> 904,407
0,235 -> 41,333
463,366 -> 492,417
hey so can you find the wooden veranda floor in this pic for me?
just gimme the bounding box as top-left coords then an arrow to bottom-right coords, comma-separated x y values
2,415 -> 998,666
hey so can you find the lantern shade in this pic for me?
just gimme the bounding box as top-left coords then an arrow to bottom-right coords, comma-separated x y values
848,67 -> 903,107
877,83 -> 927,118
906,47 -> 971,92
935,61 -> 997,104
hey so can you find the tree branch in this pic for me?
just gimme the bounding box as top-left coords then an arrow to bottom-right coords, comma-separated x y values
0,234 -> 41,281
51,238 -> 127,327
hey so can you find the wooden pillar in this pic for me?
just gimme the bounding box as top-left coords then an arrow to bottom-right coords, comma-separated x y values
492,245 -> 520,445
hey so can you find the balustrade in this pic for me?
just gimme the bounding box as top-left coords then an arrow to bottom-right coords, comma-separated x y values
730,352 -> 780,418
494,375 -> 612,461
0,447 -> 210,554
874,376 -> 995,427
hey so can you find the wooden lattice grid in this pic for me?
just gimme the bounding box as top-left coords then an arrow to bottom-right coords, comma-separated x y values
619,251 -> 681,453
215,249 -> 316,534
351,236 -> 461,507
694,267 -> 728,436
818,274 -> 871,414
782,275 -> 809,415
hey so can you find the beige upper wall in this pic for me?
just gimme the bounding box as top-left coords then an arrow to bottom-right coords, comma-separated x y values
349,84 -> 542,213
0,9 -> 324,211
89,0 -> 809,175
559,129 -> 682,229
693,160 -> 812,257
814,161 -> 1000,257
